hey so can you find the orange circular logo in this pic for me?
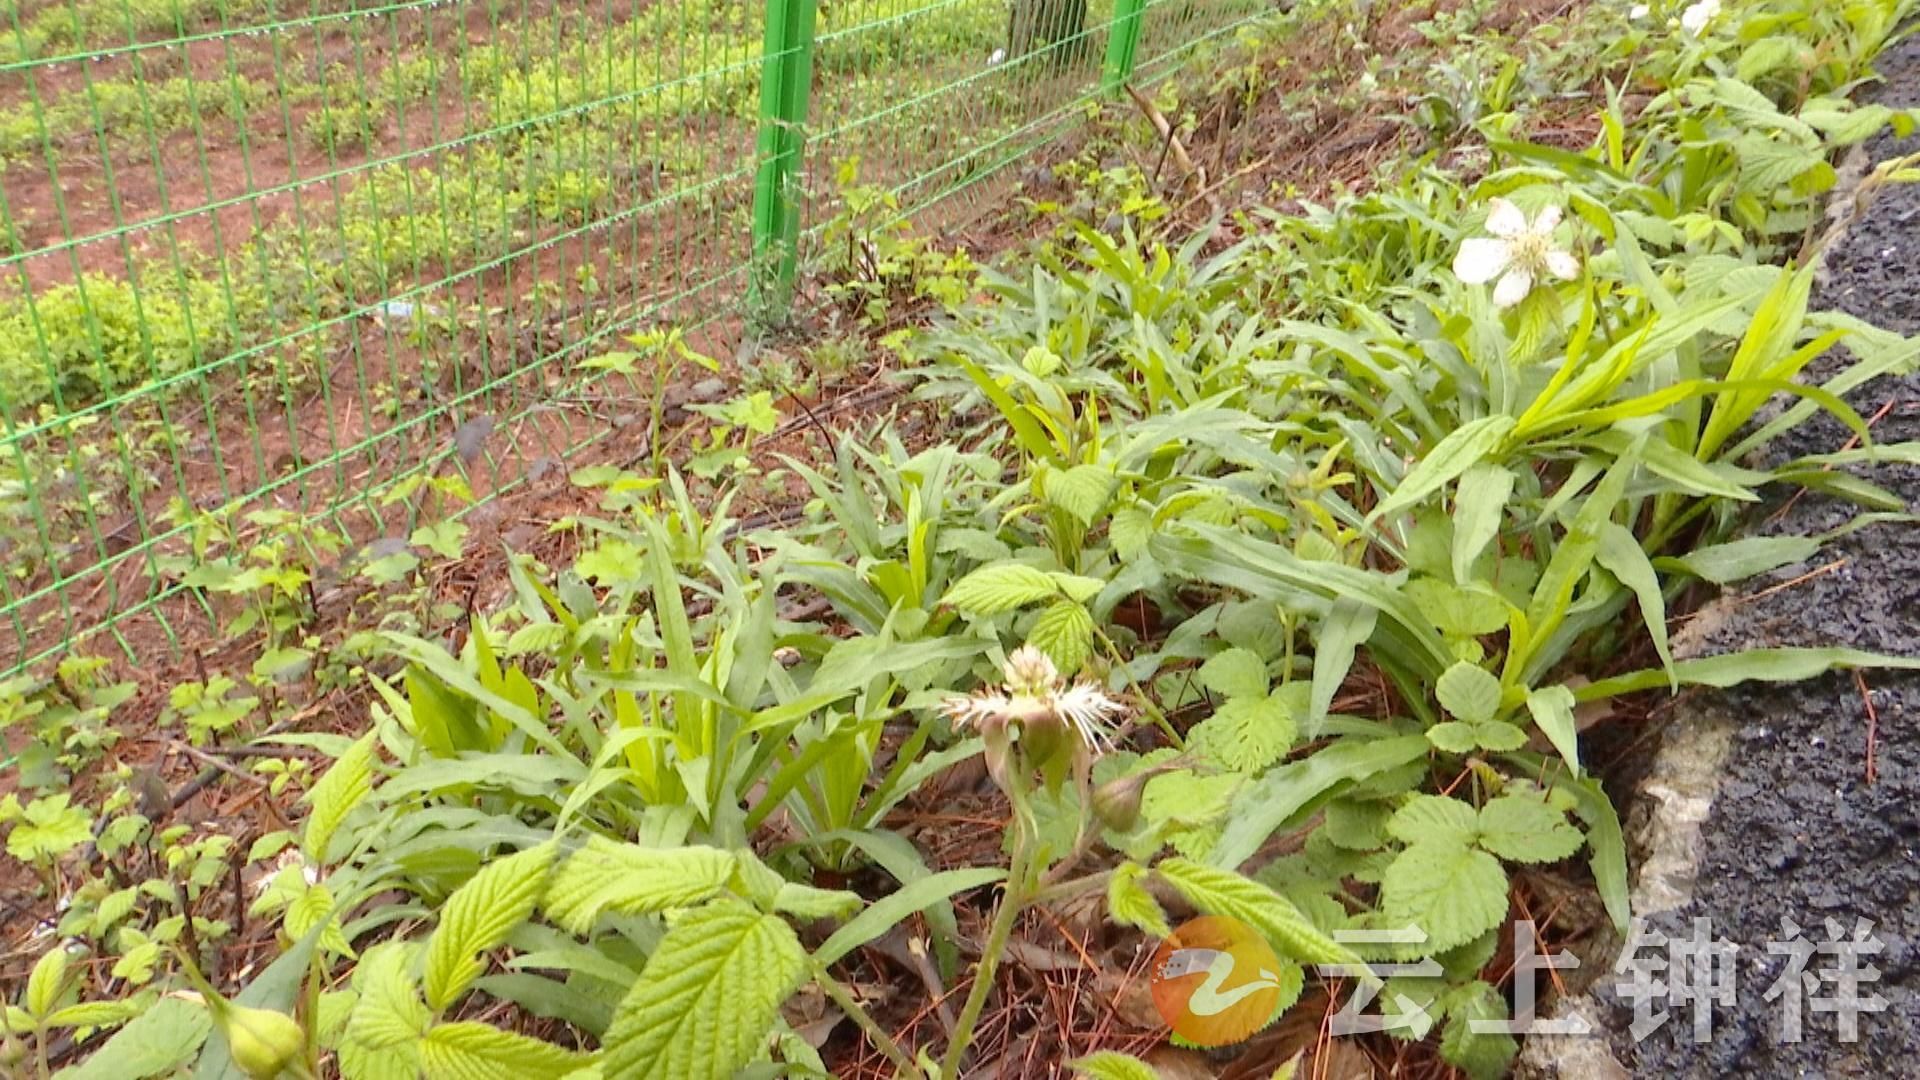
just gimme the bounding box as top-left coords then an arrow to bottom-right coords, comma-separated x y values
1148,916 -> 1286,1046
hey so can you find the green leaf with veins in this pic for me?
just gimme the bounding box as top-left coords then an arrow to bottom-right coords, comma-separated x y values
1380,842 -> 1510,954
1435,662 -> 1503,723
1476,793 -> 1584,864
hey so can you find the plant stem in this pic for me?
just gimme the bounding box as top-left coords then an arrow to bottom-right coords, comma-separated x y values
811,959 -> 918,1076
1095,624 -> 1182,747
938,820 -> 1032,1079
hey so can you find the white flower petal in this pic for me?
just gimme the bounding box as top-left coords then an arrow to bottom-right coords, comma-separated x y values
1545,249 -> 1581,281
1532,204 -> 1564,234
1454,238 -> 1512,284
1054,683 -> 1124,751
1630,4 -> 1649,19
1494,268 -> 1534,308
1485,198 -> 1528,239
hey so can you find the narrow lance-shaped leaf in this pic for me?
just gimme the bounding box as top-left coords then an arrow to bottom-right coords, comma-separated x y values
1367,416 -> 1516,527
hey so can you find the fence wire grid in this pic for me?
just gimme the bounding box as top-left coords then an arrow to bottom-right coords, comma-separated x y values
0,0 -> 1275,675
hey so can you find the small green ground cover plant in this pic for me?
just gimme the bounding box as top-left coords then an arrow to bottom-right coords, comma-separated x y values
10,0 -> 1920,1077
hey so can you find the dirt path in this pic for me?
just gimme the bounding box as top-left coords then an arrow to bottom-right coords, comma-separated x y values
1595,33 -> 1920,1077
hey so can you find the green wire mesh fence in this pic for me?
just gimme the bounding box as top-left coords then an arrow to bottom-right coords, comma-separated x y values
0,0 -> 1273,676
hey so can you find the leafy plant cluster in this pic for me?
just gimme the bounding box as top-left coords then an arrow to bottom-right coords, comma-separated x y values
10,0 -> 1920,1077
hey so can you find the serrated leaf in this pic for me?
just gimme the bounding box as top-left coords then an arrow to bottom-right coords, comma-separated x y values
1198,647 -> 1269,699
1322,799 -> 1390,851
1471,721 -> 1527,752
770,882 -> 863,921
1477,794 -> 1584,864
1188,686 -> 1301,772
305,732 -> 377,863
345,942 -> 430,1055
1105,862 -> 1170,938
425,844 -> 555,1012
1525,686 -> 1581,774
1380,843 -> 1509,953
1155,858 -> 1361,967
418,1021 -> 586,1080
1386,796 -> 1477,849
541,838 -> 735,935
25,946 -> 69,1019
1405,580 -> 1507,639
599,899 -> 807,1080
1071,1051 -> 1160,1080
1049,571 -> 1107,603
1435,662 -> 1501,724
57,995 -> 209,1079
1028,600 -> 1094,674
1044,464 -> 1116,526
1425,722 -> 1481,754
940,563 -> 1061,614
1439,981 -> 1516,1080
1109,507 -> 1155,560
1210,735 -> 1433,869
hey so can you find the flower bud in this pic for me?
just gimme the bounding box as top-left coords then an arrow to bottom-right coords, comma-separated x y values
218,1002 -> 306,1079
1091,772 -> 1148,831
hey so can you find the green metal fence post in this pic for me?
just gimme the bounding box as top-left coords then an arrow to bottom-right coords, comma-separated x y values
1102,0 -> 1149,96
749,0 -> 820,327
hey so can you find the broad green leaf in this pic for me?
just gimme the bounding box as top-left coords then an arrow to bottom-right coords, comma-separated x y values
418,1022 -> 586,1080
1406,580 -> 1507,638
1110,507 -> 1155,560
1655,535 -> 1823,585
768,880 -> 862,921
541,839 -> 736,935
1451,464 -> 1515,584
1594,524 -> 1673,686
25,943 -> 70,1019
1322,799 -> 1391,852
1106,862 -> 1170,939
1426,722 -> 1482,754
1435,663 -> 1501,724
1028,600 -> 1095,674
1380,842 -> 1509,953
1071,1051 -> 1160,1080
814,867 -> 1005,966
303,732 -> 374,865
1368,416 -> 1516,527
941,563 -> 1062,614
1198,647 -> 1270,699
1188,687 -> 1301,772
8,796 -> 92,863
1211,735 -> 1432,868
1043,464 -> 1117,526
1308,599 -> 1377,737
425,844 -> 555,1012
1476,794 -> 1583,864
59,995 -> 209,1080
599,899 -> 807,1080
1386,796 -> 1477,849
1156,858 -> 1361,968
1440,981 -> 1517,1080
1525,686 -> 1581,774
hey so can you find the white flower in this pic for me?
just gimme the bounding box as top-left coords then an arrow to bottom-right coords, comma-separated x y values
940,645 -> 1125,754
1453,198 -> 1581,308
1680,0 -> 1719,35
1629,3 -> 1650,19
